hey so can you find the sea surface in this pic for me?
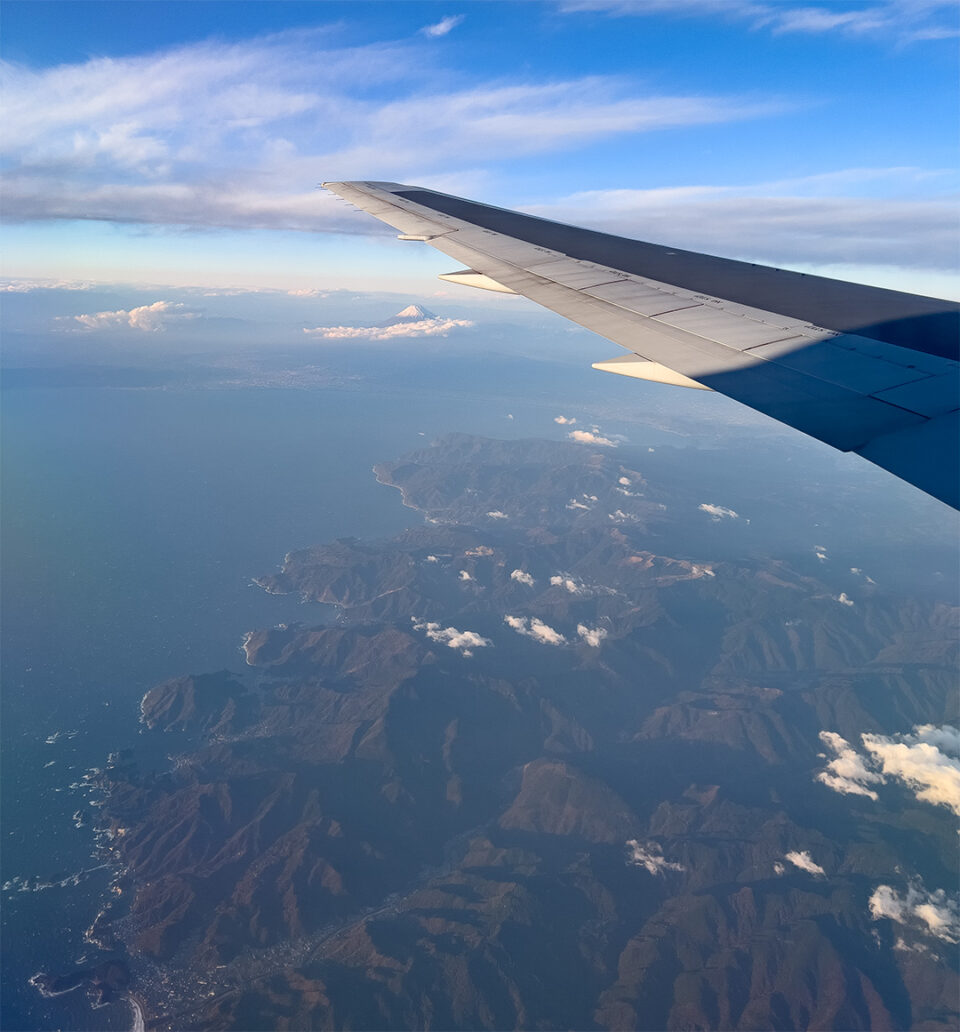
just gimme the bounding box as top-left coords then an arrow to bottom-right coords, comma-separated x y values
2,380 -> 588,1031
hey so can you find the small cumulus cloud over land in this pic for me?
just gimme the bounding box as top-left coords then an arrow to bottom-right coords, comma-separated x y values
568,430 -> 617,447
870,882 -> 959,944
815,725 -> 960,816
784,850 -> 825,877
699,503 -> 740,520
411,620 -> 491,657
626,840 -> 684,875
504,615 -> 566,646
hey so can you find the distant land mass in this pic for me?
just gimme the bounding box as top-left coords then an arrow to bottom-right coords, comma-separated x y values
70,434 -> 956,1030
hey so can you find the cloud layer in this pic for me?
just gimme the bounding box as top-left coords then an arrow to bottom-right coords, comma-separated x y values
68,300 -> 200,331
532,169 -> 959,271
3,31 -> 780,235
304,316 -> 473,340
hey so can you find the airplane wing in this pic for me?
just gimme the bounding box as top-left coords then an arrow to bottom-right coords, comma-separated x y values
322,181 -> 959,509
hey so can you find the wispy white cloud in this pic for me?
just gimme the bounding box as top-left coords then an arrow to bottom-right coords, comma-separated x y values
66,299 -> 200,332
558,0 -> 960,44
626,839 -> 684,875
510,569 -> 535,587
833,592 -> 855,607
608,509 -> 640,524
577,624 -> 608,647
504,614 -> 567,646
554,415 -> 577,424
486,510 -> 508,519
412,619 -> 491,657
698,503 -> 739,520
421,14 -> 466,37
869,881 -> 959,944
568,429 -> 617,447
784,850 -> 825,876
2,32 -> 780,232
304,316 -> 473,340
530,168 -> 960,272
458,570 -> 473,581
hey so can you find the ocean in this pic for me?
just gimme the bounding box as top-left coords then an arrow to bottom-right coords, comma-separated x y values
2,380 -> 574,1031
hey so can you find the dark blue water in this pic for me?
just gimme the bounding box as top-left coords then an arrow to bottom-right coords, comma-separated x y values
2,382 -> 571,1031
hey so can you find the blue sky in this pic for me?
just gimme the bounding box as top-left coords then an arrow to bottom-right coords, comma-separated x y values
3,0 -> 958,297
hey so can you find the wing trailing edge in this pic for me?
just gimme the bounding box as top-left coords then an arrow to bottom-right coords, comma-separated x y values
322,180 -> 959,509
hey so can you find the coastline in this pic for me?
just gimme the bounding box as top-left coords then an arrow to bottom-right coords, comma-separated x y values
127,992 -> 147,1032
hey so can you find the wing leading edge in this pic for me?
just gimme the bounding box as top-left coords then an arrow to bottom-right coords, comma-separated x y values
322,181 -> 959,509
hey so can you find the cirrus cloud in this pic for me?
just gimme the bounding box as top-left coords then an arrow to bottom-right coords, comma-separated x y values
421,14 -> 465,37
2,30 -> 784,235
558,1 -> 960,45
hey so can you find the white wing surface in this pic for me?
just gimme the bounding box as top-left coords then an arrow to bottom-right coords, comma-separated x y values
323,181 -> 959,509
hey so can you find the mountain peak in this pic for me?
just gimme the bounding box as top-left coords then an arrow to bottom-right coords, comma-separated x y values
393,304 -> 436,321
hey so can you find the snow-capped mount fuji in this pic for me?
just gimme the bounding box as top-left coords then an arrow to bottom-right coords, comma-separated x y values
379,303 -> 437,327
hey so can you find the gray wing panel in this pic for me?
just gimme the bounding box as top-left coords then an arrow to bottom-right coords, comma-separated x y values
394,188 -> 959,360
323,180 -> 959,509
